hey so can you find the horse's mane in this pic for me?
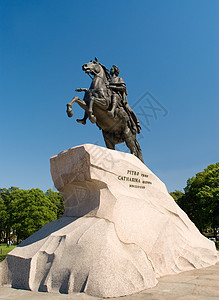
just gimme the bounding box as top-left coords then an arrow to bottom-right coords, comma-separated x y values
99,63 -> 111,80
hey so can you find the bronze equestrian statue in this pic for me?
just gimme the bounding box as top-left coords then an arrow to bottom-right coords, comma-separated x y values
66,58 -> 144,163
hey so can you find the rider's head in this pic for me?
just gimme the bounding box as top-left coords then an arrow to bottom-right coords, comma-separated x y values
110,65 -> 120,76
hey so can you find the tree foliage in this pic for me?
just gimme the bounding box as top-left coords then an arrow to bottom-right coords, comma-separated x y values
169,190 -> 184,203
45,189 -> 65,219
0,187 -> 65,242
174,163 -> 219,235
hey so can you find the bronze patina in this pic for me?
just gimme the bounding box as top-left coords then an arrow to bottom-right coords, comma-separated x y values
66,58 -> 143,162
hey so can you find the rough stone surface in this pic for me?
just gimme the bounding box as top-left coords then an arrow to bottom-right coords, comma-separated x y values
1,144 -> 218,298
1,259 -> 219,300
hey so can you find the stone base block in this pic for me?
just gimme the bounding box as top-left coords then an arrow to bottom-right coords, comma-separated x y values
1,144 -> 218,298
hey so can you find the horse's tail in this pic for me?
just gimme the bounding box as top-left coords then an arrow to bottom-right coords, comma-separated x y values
135,139 -> 144,163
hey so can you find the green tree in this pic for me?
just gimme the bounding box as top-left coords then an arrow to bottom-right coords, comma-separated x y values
0,195 -> 7,239
11,188 -> 58,240
45,189 -> 65,219
170,190 -> 184,203
0,187 -> 64,243
0,187 -> 19,242
177,163 -> 219,235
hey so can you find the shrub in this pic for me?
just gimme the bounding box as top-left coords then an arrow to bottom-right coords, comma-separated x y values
0,255 -> 7,262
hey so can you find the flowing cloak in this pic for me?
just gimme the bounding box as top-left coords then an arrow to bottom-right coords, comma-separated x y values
109,76 -> 141,134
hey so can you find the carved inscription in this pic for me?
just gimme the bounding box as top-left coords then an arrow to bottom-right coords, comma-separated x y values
118,169 -> 152,189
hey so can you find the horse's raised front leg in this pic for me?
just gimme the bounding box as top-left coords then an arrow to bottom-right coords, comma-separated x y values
88,96 -> 96,124
67,96 -> 80,118
66,97 -> 87,118
87,96 -> 110,124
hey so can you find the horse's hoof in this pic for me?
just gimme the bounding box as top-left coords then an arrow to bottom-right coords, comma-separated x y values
66,104 -> 73,118
76,118 -> 86,125
67,109 -> 74,118
89,115 -> 96,124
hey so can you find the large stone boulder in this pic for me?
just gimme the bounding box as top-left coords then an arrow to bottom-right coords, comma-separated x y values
1,144 -> 218,297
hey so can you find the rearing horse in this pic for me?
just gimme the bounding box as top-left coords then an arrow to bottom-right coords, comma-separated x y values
66,59 -> 144,163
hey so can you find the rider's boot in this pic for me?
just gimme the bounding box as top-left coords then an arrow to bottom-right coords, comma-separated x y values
88,110 -> 96,124
107,109 -> 115,118
89,115 -> 96,124
107,96 -> 117,118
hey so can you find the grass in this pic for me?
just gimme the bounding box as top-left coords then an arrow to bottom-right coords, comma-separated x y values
0,243 -> 17,262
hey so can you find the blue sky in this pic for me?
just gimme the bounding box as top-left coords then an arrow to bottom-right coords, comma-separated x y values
0,0 -> 218,192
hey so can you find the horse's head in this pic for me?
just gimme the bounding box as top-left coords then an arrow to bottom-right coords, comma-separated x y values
82,58 -> 102,76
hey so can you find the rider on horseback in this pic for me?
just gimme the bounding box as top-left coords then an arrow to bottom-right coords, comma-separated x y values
67,58 -> 144,162
107,65 -> 141,134
76,63 -> 141,135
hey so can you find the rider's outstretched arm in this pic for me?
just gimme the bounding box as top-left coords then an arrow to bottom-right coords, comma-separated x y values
75,88 -> 88,92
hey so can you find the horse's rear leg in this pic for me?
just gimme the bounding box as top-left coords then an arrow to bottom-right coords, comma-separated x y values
102,131 -> 115,150
124,128 -> 144,163
134,139 -> 144,163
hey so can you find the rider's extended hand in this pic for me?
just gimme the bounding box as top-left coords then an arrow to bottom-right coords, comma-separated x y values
75,88 -> 87,92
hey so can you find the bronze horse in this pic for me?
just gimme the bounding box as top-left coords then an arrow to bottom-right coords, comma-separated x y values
66,59 -> 144,162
